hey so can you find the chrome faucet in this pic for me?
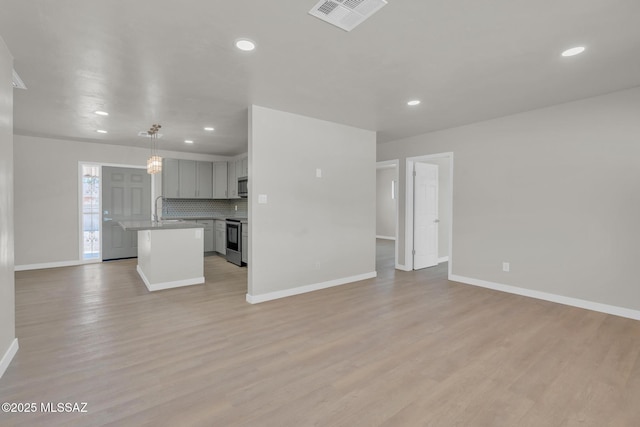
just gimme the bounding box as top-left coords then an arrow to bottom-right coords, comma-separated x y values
154,196 -> 163,222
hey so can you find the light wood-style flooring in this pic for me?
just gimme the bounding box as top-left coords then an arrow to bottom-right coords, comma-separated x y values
1,241 -> 640,426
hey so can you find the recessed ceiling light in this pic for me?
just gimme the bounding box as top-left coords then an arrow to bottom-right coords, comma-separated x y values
407,100 -> 421,106
96,129 -> 107,134
204,127 -> 215,131
561,46 -> 585,57
235,39 -> 256,52
185,140 -> 194,144
94,110 -> 109,116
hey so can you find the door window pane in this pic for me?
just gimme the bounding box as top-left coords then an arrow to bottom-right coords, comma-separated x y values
82,165 -> 101,260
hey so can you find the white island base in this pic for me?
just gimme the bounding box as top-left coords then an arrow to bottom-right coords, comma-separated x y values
136,227 -> 204,291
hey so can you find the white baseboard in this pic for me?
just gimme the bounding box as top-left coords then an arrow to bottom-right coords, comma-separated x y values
15,260 -> 84,271
376,235 -> 396,241
247,271 -> 377,304
449,274 -> 640,321
136,265 -> 204,292
0,338 -> 19,378
395,259 -> 446,271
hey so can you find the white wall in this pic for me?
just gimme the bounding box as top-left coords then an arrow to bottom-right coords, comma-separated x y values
378,87 -> 640,313
248,105 -> 376,301
0,37 -> 16,376
376,167 -> 396,239
13,134 -> 230,267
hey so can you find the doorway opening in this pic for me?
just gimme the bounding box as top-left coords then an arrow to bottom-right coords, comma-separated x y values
405,153 -> 453,274
78,163 -> 153,263
376,159 -> 399,274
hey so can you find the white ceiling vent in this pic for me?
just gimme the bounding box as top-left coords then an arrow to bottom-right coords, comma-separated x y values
12,69 -> 27,90
309,0 -> 388,32
138,131 -> 163,138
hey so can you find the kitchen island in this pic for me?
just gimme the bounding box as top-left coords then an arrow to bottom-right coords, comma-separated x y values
119,220 -> 205,291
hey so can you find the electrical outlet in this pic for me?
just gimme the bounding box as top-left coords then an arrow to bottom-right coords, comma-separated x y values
502,262 -> 510,272
235,205 -> 238,211
315,261 -> 321,269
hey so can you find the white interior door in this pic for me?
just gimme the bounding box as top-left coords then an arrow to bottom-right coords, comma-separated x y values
413,162 -> 439,269
102,167 -> 151,260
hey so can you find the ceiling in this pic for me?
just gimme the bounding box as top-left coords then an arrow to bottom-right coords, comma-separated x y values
1,0 -> 639,156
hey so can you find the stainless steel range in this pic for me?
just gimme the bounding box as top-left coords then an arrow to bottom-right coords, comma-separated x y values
225,218 -> 243,266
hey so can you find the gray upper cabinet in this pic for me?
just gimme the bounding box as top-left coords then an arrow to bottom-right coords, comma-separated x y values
235,159 -> 242,180
228,159 -> 238,199
179,160 -> 197,198
196,161 -> 213,199
163,156 -> 245,199
227,155 -> 248,199
213,161 -> 228,199
239,156 -> 248,178
162,158 -> 215,199
162,158 -> 180,198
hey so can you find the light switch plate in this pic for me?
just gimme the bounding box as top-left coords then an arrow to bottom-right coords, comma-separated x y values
316,168 -> 322,178
258,194 -> 268,204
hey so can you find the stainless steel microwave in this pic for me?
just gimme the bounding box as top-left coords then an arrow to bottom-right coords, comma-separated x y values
238,176 -> 248,198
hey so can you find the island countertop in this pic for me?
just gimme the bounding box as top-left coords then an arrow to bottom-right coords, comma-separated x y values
118,220 -> 204,231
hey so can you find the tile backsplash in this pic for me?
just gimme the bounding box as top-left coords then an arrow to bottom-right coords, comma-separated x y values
162,199 -> 247,218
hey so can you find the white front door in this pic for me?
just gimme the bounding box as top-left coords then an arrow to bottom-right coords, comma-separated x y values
413,162 -> 439,269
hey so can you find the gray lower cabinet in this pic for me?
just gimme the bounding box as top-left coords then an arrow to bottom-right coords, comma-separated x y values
215,220 -> 226,255
241,223 -> 248,265
197,220 -> 214,252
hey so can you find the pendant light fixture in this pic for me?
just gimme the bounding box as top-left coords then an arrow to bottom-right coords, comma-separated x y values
147,124 -> 162,174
